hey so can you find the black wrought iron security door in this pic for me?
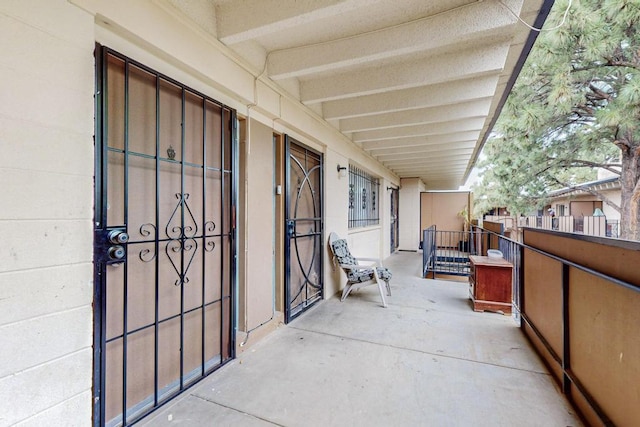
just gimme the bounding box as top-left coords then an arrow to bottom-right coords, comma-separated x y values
284,137 -> 323,323
94,47 -> 235,426
391,188 -> 399,253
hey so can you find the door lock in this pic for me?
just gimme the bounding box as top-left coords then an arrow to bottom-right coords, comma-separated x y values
95,226 -> 129,264
108,245 -> 126,261
108,229 -> 129,244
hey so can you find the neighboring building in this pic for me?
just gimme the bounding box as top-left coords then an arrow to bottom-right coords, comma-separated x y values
546,173 -> 621,222
483,168 -> 622,239
487,207 -> 510,216
0,1 -> 551,425
544,170 -> 621,237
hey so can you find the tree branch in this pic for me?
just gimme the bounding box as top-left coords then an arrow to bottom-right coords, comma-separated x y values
565,159 -> 622,173
588,84 -> 613,101
605,58 -> 640,70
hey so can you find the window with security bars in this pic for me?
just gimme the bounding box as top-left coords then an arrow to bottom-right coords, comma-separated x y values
348,165 -> 380,228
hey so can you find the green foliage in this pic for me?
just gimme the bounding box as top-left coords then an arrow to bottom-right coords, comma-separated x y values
473,0 -> 640,226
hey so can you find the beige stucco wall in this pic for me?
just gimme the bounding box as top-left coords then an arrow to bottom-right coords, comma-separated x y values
553,188 -> 621,221
348,227 -> 382,259
1,0 -> 401,423
0,0 -> 96,425
324,148 -> 350,299
420,191 -> 470,232
239,119 -> 277,333
398,178 -> 425,251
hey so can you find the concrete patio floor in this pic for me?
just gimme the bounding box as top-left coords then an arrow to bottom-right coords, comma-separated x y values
140,252 -> 581,426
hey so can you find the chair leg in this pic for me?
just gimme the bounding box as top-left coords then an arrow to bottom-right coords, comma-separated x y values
385,280 -> 391,296
341,284 -> 353,301
371,270 -> 387,308
376,278 -> 388,308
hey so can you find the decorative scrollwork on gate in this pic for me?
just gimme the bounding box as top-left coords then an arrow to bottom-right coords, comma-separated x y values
139,223 -> 157,262
165,237 -> 199,286
166,193 -> 198,239
204,221 -> 216,235
204,221 -> 216,253
348,184 -> 354,209
136,195 -> 218,284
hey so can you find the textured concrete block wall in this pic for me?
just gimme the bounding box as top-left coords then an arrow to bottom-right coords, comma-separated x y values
398,178 -> 425,251
0,1 -> 95,424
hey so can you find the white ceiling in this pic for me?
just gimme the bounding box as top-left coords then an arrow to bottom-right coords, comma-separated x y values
169,0 -> 552,189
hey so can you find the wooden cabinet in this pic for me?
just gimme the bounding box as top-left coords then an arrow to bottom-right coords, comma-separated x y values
469,255 -> 513,314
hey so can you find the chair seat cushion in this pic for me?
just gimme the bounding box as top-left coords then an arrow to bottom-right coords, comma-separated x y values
348,267 -> 392,283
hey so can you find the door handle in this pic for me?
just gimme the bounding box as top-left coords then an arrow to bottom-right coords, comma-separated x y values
108,229 -> 129,244
108,245 -> 126,261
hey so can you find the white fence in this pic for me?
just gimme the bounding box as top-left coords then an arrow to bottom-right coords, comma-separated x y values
483,215 -> 617,238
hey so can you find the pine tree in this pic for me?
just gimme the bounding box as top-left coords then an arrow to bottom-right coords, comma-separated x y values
474,0 -> 640,240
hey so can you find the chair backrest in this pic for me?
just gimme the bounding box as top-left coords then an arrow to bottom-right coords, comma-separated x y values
328,232 -> 357,267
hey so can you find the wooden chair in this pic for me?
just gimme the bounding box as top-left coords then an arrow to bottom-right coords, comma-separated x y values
328,232 -> 392,308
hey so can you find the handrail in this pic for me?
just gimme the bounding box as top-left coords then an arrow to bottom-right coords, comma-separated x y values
422,225 -> 436,279
422,226 -> 500,278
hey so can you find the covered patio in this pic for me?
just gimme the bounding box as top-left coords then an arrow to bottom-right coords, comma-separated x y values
140,252 -> 580,426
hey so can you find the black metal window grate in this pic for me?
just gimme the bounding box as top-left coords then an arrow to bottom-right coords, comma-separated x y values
348,165 -> 379,228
